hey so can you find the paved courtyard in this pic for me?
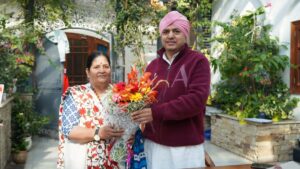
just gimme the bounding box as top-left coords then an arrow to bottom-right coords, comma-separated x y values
6,136 -> 251,169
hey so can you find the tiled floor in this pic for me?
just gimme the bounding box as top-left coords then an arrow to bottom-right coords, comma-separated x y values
25,137 -> 57,169
21,137 -> 251,169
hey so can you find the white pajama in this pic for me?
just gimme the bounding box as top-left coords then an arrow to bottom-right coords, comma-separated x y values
144,139 -> 205,169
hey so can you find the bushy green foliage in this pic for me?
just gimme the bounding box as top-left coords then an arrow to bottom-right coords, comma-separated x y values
0,15 -> 37,92
11,96 -> 50,152
173,0 -> 212,51
11,111 -> 28,153
211,6 -> 298,121
0,0 -> 74,93
106,0 -> 165,68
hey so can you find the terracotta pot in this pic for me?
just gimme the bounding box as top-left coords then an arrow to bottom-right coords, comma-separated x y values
12,150 -> 28,164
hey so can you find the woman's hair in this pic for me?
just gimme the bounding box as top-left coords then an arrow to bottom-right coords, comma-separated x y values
86,51 -> 110,69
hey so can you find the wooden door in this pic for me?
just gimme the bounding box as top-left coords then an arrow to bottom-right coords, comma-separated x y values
290,21 -> 300,93
65,33 -> 110,86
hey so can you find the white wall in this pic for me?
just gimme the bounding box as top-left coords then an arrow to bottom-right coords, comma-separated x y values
124,36 -> 158,77
212,0 -> 300,119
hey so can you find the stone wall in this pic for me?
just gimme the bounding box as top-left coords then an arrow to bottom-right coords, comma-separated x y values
205,106 -> 222,130
0,97 -> 13,169
211,114 -> 300,162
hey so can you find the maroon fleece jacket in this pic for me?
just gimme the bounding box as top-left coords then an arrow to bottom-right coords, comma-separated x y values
144,44 -> 211,146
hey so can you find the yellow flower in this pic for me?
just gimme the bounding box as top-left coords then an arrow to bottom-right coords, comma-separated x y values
140,87 -> 151,94
130,93 -> 143,102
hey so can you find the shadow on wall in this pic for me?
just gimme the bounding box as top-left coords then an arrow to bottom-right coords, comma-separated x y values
34,38 -> 63,133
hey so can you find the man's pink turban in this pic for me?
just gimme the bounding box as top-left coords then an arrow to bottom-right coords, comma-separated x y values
159,11 -> 190,39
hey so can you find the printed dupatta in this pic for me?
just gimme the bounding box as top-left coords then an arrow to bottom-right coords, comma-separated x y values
57,84 -> 118,169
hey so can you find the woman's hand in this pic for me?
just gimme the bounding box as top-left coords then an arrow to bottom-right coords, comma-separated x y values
131,108 -> 153,124
99,125 -> 124,141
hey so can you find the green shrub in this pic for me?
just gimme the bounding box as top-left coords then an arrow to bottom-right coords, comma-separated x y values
11,96 -> 50,152
211,6 -> 298,121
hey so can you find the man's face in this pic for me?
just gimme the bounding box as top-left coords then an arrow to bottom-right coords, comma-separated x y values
161,24 -> 187,55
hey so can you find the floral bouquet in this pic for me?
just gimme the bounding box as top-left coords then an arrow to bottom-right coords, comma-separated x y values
101,66 -> 167,164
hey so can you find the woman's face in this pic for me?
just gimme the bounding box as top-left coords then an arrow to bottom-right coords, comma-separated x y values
86,56 -> 111,86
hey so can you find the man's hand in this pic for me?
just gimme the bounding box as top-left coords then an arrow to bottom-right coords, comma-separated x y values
131,108 -> 153,124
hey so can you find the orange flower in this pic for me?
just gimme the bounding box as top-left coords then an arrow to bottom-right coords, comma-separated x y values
79,108 -> 86,116
108,65 -> 163,113
128,82 -> 139,93
113,82 -> 126,92
140,72 -> 151,82
127,66 -> 138,83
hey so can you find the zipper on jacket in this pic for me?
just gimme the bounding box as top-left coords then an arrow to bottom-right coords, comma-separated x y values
162,64 -> 171,102
157,64 -> 171,142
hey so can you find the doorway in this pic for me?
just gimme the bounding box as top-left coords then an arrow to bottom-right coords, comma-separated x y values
65,32 -> 110,86
290,21 -> 300,93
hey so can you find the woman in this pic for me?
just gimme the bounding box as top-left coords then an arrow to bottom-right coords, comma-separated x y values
57,51 -> 124,169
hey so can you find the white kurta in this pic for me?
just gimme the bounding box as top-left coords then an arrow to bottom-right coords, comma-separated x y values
144,139 -> 205,169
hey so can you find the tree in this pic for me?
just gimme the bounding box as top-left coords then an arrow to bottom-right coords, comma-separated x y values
0,0 -> 74,92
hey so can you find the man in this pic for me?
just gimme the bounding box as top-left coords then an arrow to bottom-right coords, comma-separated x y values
131,11 -> 211,169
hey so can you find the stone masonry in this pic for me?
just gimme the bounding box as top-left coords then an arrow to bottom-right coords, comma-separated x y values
211,114 -> 300,162
0,97 -> 13,169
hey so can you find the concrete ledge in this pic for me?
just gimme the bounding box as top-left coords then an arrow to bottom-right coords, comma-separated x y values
211,114 -> 300,162
0,96 -> 13,169
0,97 -> 14,108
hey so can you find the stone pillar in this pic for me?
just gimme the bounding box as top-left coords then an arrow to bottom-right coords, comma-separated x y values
0,97 -> 13,169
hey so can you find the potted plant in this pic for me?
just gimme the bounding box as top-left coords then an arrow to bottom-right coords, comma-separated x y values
11,111 -> 28,164
11,95 -> 50,153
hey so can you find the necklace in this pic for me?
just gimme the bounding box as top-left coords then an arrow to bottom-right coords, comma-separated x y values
91,84 -> 107,100
93,90 -> 101,100
91,86 -> 100,100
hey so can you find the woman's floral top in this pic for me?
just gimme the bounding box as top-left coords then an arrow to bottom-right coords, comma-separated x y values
57,84 -> 118,169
